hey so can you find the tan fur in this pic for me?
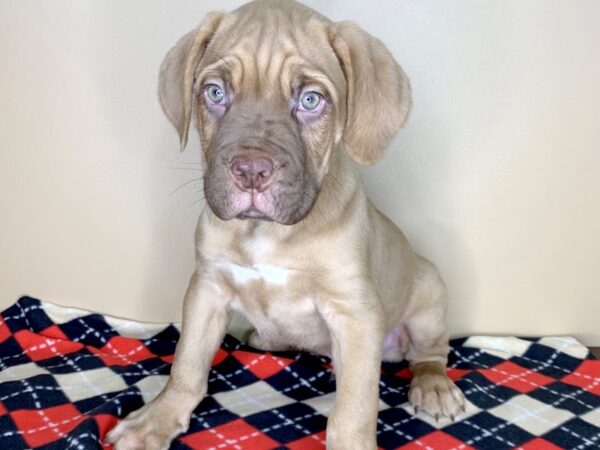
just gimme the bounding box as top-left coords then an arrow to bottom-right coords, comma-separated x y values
107,1 -> 464,449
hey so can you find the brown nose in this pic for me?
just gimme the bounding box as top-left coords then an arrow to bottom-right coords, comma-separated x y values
230,155 -> 274,192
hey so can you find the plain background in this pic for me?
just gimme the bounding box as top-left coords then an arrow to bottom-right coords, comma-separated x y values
1,1 -> 599,345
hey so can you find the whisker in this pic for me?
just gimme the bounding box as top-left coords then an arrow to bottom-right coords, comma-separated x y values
170,178 -> 203,196
165,167 -> 202,171
188,196 -> 207,209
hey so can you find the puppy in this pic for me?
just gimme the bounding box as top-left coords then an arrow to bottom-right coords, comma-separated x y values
107,0 -> 464,448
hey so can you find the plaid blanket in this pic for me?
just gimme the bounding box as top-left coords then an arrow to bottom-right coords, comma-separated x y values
0,297 -> 598,449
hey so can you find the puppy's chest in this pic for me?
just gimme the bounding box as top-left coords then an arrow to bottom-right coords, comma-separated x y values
215,250 -> 324,341
220,261 -> 291,286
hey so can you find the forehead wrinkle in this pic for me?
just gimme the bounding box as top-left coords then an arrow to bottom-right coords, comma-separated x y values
255,35 -> 291,98
232,48 -> 261,96
230,9 -> 307,99
201,13 -> 342,107
225,42 -> 298,103
197,54 -> 245,96
269,51 -> 304,101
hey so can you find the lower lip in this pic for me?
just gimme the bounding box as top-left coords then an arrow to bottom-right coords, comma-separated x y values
238,207 -> 269,219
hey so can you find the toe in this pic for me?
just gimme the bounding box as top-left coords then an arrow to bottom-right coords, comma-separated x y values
408,385 -> 423,414
422,388 -> 442,419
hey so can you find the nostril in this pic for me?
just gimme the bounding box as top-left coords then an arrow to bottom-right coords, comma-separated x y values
255,158 -> 273,175
231,156 -> 251,177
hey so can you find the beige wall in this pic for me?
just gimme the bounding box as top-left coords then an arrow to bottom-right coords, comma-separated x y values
1,1 -> 599,344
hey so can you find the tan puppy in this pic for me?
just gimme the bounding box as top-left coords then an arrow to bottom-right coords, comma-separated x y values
107,0 -> 464,448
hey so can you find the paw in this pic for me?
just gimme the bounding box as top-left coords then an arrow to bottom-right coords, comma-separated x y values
105,399 -> 189,450
409,373 -> 465,421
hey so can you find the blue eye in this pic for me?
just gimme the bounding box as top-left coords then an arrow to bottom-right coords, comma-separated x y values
205,84 -> 225,103
300,91 -> 322,110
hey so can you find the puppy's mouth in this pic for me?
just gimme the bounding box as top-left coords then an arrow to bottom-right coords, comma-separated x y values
206,187 -> 316,225
226,189 -> 278,222
204,168 -> 320,225
237,206 -> 272,221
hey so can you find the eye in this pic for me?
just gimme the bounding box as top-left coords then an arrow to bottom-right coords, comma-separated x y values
205,84 -> 225,104
299,91 -> 323,111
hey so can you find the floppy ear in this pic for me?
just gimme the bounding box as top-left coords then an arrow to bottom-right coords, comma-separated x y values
330,21 -> 411,165
158,12 -> 225,150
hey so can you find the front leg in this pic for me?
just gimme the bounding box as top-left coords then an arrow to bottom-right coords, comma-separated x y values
106,271 -> 231,450
317,290 -> 384,450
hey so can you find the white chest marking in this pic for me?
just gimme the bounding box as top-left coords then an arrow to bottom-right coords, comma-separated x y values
220,261 -> 289,285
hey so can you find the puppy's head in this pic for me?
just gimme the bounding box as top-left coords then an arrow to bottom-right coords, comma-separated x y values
159,0 -> 411,224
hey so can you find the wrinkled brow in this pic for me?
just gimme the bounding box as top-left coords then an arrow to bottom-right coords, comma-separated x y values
195,53 -> 339,107
195,55 -> 242,93
293,69 -> 339,105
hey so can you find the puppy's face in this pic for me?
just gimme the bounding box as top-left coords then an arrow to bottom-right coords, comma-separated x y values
195,9 -> 345,224
159,0 -> 412,225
